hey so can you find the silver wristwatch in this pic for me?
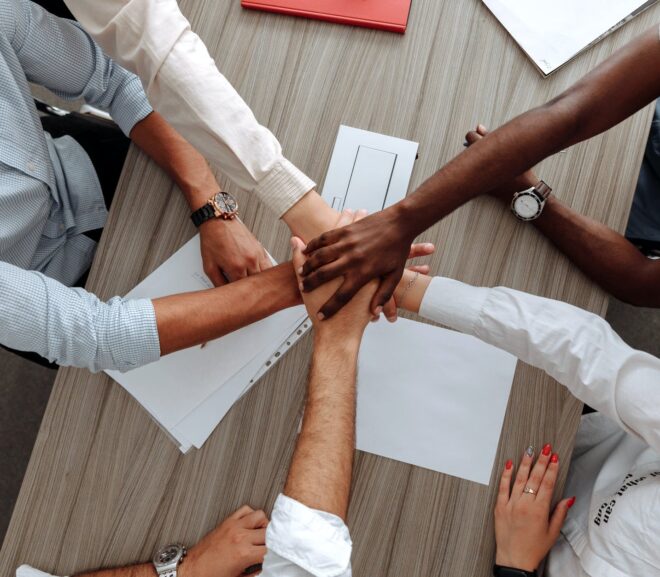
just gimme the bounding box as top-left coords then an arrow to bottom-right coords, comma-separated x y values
152,543 -> 187,577
511,180 -> 552,221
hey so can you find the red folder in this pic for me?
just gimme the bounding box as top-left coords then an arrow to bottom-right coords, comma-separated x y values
241,0 -> 412,34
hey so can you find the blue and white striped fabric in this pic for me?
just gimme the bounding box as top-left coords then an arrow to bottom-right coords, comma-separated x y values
0,0 -> 160,371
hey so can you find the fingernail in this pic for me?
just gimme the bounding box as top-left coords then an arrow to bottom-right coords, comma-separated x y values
542,443 -> 552,456
296,267 -> 303,275
317,312 -> 325,321
478,124 -> 486,132
567,496 -> 576,509
386,316 -> 397,323
525,445 -> 535,458
551,453 -> 559,464
375,306 -> 383,315
424,243 -> 434,249
370,316 -> 380,323
298,282 -> 304,292
505,459 -> 513,470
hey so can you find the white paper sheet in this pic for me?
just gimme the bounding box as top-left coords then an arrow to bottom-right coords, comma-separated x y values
356,318 -> 517,485
106,235 -> 308,450
483,0 -> 658,75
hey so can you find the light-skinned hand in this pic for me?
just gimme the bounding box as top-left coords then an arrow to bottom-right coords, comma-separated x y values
494,444 -> 575,572
200,217 -> 272,286
179,505 -> 268,577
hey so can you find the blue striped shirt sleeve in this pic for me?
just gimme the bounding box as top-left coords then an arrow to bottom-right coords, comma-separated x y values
0,260 -> 161,373
11,0 -> 152,135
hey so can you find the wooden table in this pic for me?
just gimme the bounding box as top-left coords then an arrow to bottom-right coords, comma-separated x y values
3,2 -> 659,576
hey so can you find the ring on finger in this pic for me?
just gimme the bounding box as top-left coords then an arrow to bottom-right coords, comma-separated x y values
523,486 -> 537,495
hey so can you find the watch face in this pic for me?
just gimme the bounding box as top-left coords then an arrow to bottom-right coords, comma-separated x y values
214,192 -> 238,214
156,545 -> 180,565
513,192 -> 541,219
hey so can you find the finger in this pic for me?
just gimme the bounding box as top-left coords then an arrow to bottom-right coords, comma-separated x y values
465,130 -> 481,146
225,268 -> 248,282
230,505 -> 255,520
317,278 -> 363,320
408,264 -> 430,275
497,459 -> 514,508
205,266 -> 227,287
408,243 -> 435,259
369,270 -> 403,316
303,228 -> 342,256
354,209 -> 369,222
336,208 -> 355,228
383,296 -> 398,323
548,497 -> 575,540
301,258 -> 348,293
301,245 -> 342,277
249,527 -> 267,545
240,509 -> 269,529
537,452 -> 560,506
290,237 -> 307,281
477,124 -> 489,136
243,547 -> 267,572
512,445 -> 535,498
525,443 -> 553,497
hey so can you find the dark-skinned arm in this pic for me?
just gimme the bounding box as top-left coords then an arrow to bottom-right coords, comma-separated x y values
301,26 -> 660,318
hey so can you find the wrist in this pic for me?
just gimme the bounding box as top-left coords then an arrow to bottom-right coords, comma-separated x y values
389,201 -> 420,242
314,329 -> 362,354
495,553 -> 538,573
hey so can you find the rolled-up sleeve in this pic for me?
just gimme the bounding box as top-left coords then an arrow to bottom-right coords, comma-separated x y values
12,0 -> 152,136
63,0 -> 316,217
262,494 -> 352,577
0,261 -> 161,372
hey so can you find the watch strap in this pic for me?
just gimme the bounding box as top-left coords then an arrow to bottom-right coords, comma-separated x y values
493,564 -> 538,577
191,203 -> 215,228
534,180 -> 552,200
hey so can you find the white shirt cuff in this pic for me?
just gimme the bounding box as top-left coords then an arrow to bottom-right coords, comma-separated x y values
266,494 -> 352,577
16,565 -> 63,577
254,159 -> 316,218
418,276 -> 489,336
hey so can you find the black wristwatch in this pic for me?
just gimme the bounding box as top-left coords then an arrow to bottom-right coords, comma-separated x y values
190,191 -> 239,227
493,565 -> 538,577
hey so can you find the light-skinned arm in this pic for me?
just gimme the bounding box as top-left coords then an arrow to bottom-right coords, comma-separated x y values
301,26 -> 660,317
129,112 -> 272,285
464,125 -> 660,307
284,210 -> 377,519
65,505 -> 268,577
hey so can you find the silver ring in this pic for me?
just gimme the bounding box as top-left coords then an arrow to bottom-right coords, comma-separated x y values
523,486 -> 537,495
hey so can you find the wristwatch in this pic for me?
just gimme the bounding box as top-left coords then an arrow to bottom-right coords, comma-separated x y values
511,180 -> 552,221
493,564 -> 538,577
190,191 -> 239,227
152,543 -> 187,577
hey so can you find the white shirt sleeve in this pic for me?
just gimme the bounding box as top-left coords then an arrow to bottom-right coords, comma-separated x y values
16,566 -> 63,577
62,0 -> 316,217
419,277 -> 660,454
261,494 -> 352,577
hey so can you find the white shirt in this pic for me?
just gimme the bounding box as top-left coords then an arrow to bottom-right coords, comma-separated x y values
17,277 -> 660,577
62,0 -> 315,218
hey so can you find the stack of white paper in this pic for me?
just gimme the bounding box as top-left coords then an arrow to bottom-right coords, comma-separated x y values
106,235 -> 310,452
483,0 -> 658,75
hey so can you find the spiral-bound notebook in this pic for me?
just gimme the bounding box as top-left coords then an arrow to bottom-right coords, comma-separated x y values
241,0 -> 412,33
483,0 -> 659,76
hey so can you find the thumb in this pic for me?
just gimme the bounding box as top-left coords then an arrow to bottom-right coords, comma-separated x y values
548,497 -> 575,539
291,237 -> 306,280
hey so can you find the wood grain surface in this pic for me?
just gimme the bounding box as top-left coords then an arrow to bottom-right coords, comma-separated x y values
2,1 -> 659,576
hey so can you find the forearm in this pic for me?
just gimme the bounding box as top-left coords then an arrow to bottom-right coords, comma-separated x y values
155,263 -> 301,355
281,191 -> 339,244
395,27 -> 660,238
283,334 -> 359,520
533,197 -> 660,306
129,112 -> 218,210
75,563 -> 152,577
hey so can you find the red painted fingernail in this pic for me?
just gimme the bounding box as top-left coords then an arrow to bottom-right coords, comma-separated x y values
567,496 -> 576,509
542,443 -> 552,456
551,453 -> 559,464
505,459 -> 513,470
